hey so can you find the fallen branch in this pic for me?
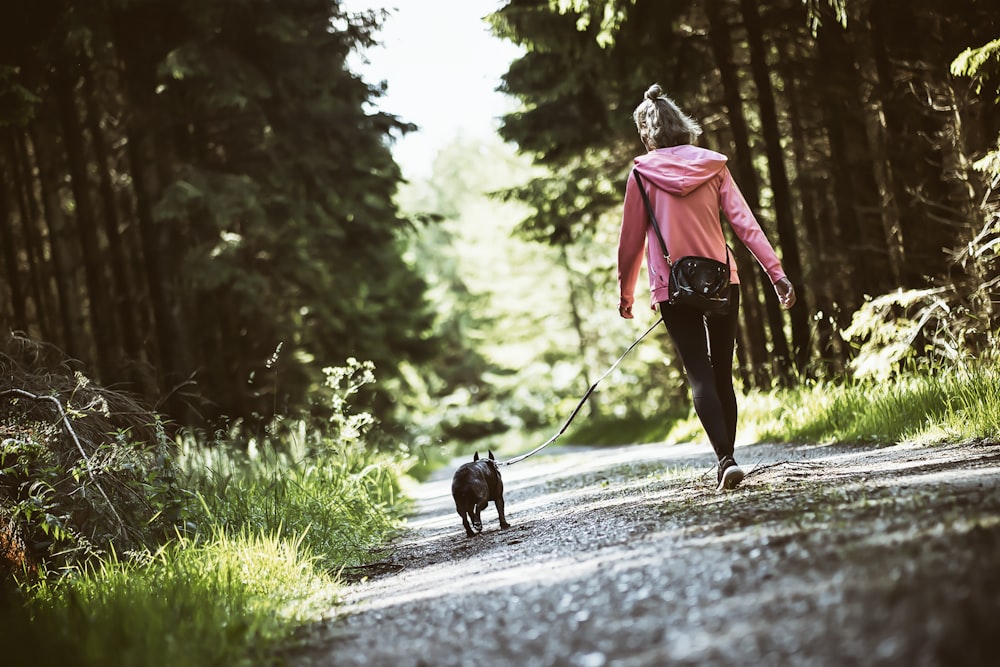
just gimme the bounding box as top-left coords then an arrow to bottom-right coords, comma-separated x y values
1,388 -> 125,534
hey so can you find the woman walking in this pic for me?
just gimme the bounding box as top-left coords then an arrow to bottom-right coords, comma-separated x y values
617,84 -> 796,491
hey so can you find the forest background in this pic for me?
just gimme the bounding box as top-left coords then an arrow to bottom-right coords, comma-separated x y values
0,0 -> 999,663
1,0 -> 998,449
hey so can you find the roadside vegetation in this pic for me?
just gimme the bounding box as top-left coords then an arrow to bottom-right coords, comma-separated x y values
562,359 -> 1000,453
741,362 -> 1000,447
1,349 -> 406,667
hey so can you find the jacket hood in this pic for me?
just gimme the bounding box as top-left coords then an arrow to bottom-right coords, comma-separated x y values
633,145 -> 728,196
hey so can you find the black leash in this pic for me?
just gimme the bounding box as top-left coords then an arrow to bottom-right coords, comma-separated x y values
500,316 -> 664,466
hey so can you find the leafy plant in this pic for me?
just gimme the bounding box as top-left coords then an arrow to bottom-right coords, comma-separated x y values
1,347 -> 187,578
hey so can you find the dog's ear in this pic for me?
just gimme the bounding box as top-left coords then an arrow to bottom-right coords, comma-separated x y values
488,450 -> 496,461
473,451 -> 480,461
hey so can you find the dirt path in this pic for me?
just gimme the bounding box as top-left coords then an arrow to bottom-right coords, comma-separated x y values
294,440 -> 1000,666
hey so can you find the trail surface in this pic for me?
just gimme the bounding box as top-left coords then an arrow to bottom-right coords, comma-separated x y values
295,440 -> 1000,666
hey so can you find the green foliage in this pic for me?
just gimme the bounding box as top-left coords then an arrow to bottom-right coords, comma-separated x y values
951,37 -> 1000,100
0,0 -> 451,435
742,362 -> 1000,446
566,409 -> 686,445
492,0 -> 715,199
0,374 -> 185,576
185,437 -> 404,572
0,66 -> 40,127
0,356 -> 407,666
535,356 -> 1000,455
131,0 -> 441,430
496,154 -> 622,246
2,530 -> 338,667
182,357 -> 404,569
952,38 -> 1000,184
549,0 -> 631,47
841,287 -> 967,381
973,149 -> 1000,178
390,137 -> 546,450
802,0 -> 848,34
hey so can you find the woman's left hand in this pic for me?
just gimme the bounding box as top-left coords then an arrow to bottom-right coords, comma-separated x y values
774,277 -> 796,309
618,298 -> 634,319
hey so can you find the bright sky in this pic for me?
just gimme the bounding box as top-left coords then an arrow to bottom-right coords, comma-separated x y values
341,0 -> 523,179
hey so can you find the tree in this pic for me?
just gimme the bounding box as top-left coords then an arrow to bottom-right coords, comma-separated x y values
488,0 -> 1000,395
0,0 -> 453,437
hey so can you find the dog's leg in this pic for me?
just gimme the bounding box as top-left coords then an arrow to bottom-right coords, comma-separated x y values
495,484 -> 511,530
457,507 -> 475,538
472,501 -> 484,533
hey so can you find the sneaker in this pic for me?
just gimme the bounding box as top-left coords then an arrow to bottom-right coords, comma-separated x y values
717,456 -> 744,491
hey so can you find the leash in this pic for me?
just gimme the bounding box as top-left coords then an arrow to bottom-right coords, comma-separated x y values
500,316 -> 664,466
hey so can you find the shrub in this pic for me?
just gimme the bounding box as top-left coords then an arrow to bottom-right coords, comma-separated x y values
1,337 -> 186,578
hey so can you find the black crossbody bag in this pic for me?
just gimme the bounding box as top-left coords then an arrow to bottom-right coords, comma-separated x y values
633,170 -> 732,316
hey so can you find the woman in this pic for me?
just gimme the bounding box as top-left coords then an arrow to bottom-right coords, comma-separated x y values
617,84 -> 796,491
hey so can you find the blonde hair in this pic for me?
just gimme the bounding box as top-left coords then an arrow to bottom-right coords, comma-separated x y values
632,84 -> 702,150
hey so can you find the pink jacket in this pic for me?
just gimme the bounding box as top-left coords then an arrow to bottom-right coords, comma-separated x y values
617,145 -> 787,310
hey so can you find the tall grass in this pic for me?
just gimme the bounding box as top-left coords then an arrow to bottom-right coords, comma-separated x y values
5,529 -> 337,667
740,362 -> 1000,446
1,431 -> 408,667
184,436 -> 407,571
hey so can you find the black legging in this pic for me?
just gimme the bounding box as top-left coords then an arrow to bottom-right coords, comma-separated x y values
659,285 -> 741,461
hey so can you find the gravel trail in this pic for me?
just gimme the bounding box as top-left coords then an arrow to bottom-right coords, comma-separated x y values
294,440 -> 1000,667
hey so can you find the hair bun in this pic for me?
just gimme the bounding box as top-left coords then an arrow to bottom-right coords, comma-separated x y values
644,84 -> 663,101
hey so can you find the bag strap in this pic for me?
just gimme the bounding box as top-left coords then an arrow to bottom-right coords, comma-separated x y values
633,170 -> 671,264
632,169 -> 730,268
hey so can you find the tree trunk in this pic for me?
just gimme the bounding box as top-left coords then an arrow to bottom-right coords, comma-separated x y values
738,0 -> 811,376
782,87 -> 845,371
27,122 -> 84,360
560,244 -> 599,417
815,12 -> 893,309
53,54 -> 118,380
772,12 -> 849,372
704,0 -> 787,388
81,56 -> 142,368
7,133 -> 55,343
0,153 -> 28,333
850,2 -> 905,286
126,120 -> 180,393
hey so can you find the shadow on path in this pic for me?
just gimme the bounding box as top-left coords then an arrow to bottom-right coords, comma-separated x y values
294,440 -> 1000,667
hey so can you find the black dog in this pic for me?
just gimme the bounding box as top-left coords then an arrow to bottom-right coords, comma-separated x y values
451,451 -> 510,538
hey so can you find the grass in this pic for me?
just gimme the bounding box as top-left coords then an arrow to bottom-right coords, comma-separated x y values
0,355 -> 411,667
564,361 -> 999,449
0,432 -> 408,667
740,362 -> 1000,446
6,530 -> 337,667
184,437 -> 407,571
566,405 -> 691,446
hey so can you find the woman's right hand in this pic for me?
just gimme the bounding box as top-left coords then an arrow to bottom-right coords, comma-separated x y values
774,277 -> 796,309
